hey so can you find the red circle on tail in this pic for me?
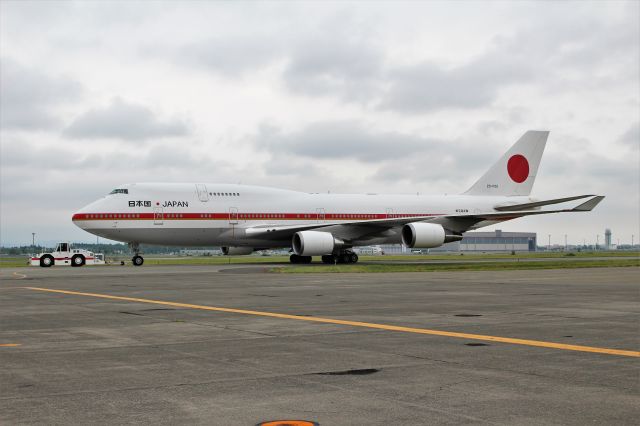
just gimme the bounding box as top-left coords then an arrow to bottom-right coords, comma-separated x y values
507,154 -> 529,183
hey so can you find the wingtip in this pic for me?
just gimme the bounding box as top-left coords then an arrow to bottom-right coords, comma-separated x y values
572,195 -> 605,211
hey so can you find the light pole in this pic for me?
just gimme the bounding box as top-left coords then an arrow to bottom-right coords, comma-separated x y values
596,234 -> 599,250
564,234 -> 567,250
32,233 -> 35,247
548,234 -> 551,251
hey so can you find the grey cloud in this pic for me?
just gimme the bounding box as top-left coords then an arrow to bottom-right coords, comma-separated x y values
0,58 -> 82,130
379,54 -> 532,113
255,120 -> 499,192
167,37 -> 282,76
509,4 -> 639,70
64,98 -> 188,141
371,138 -> 497,189
259,121 -> 443,163
541,150 -> 637,188
262,154 -> 321,177
1,139 -> 101,172
618,122 -> 639,148
283,38 -> 382,101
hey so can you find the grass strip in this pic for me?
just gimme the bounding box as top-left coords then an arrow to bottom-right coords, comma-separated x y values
270,259 -> 639,273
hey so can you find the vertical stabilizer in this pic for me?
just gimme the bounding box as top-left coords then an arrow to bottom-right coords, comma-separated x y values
464,130 -> 549,196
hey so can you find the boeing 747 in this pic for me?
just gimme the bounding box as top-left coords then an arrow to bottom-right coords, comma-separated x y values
71,131 -> 604,266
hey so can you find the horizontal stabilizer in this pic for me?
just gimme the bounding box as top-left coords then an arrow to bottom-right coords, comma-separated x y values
571,195 -> 605,211
494,194 -> 597,211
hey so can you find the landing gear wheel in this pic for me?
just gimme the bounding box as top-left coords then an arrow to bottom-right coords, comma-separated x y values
321,255 -> 335,264
40,255 -> 54,267
132,255 -> 144,266
290,254 -> 312,264
334,250 -> 358,264
71,255 -> 85,267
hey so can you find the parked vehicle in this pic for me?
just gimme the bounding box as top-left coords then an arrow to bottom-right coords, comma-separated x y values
31,242 -> 105,267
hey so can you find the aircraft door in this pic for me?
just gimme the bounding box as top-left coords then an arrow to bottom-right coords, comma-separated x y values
316,208 -> 326,223
386,208 -> 394,218
229,207 -> 239,238
196,184 -> 209,202
229,207 -> 239,225
154,207 -> 164,225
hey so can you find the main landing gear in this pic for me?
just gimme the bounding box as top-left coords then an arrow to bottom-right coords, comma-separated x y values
290,250 -> 359,264
129,242 -> 144,266
322,249 -> 359,264
289,254 -> 312,264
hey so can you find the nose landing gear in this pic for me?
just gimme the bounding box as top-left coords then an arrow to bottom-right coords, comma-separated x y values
129,242 -> 144,266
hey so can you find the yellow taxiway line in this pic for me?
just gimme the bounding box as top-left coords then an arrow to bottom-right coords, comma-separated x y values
25,287 -> 640,358
0,343 -> 21,347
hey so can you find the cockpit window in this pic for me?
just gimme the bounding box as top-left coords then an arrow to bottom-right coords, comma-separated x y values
109,189 -> 129,194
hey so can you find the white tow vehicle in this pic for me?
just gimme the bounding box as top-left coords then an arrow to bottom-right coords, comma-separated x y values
31,242 -> 105,267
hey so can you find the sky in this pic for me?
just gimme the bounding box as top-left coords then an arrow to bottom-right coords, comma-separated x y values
0,0 -> 638,247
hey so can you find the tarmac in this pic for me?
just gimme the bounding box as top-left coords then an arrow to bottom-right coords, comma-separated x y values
0,265 -> 638,425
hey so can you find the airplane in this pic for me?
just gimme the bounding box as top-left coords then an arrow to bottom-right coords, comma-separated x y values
72,130 -> 604,266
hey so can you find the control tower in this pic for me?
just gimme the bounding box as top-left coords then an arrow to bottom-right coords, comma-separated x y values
605,228 -> 612,250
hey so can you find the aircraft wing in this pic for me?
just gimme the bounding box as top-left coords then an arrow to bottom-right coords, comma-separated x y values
432,195 -> 605,232
242,195 -> 605,242
243,215 -> 440,242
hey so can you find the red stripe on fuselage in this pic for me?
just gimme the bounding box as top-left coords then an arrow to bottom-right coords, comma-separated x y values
72,212 -> 445,221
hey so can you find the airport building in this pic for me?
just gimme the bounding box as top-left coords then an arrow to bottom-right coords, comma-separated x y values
380,230 -> 537,254
457,230 -> 537,252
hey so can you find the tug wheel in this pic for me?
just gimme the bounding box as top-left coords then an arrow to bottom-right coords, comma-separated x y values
40,255 -> 54,267
71,254 -> 85,267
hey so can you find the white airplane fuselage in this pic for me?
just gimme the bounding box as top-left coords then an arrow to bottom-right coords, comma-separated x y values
73,183 -> 523,247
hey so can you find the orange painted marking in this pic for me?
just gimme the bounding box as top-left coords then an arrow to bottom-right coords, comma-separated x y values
25,287 -> 640,358
0,343 -> 21,347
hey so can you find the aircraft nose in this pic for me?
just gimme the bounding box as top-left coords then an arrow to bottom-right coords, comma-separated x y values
72,207 -> 90,230
72,199 -> 102,230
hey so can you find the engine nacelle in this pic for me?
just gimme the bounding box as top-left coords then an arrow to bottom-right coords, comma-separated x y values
401,223 -> 447,248
221,246 -> 254,256
292,231 -> 337,256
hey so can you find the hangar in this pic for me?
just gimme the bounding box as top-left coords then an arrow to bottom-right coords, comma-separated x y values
381,230 -> 537,253
458,230 -> 537,252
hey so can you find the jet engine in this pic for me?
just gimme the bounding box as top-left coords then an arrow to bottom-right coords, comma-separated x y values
292,231 -> 341,256
401,223 -> 462,248
221,246 -> 254,255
